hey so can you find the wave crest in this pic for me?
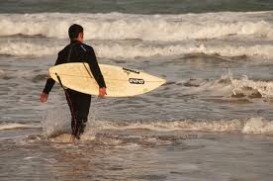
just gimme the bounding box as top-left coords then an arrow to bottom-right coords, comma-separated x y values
1,41 -> 273,59
82,117 -> 273,137
182,74 -> 273,99
0,12 -> 273,41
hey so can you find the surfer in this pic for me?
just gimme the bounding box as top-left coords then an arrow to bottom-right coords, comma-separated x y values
40,24 -> 107,140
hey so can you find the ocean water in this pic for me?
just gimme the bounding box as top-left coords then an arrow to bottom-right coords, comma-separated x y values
1,1 -> 273,180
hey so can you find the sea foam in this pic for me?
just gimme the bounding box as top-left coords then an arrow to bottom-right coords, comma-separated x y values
82,117 -> 273,137
1,12 -> 273,60
2,118 -> 273,136
1,40 -> 273,60
0,12 -> 272,41
0,123 -> 40,131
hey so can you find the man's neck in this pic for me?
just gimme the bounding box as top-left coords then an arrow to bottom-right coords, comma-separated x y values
71,39 -> 83,43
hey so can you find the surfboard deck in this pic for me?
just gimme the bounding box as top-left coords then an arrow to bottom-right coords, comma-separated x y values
49,63 -> 166,97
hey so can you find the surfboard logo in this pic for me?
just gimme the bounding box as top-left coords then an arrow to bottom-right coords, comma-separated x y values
129,78 -> 145,84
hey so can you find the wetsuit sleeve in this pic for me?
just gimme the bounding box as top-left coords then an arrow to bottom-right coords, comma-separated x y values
42,53 -> 65,94
87,48 -> 106,88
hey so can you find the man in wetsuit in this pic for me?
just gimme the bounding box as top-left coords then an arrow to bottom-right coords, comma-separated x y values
40,24 -> 107,139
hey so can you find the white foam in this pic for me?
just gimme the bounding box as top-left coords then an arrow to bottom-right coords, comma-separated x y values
0,42 -> 61,57
40,115 -> 273,140
0,12 -> 273,41
181,72 -> 273,99
1,12 -> 273,59
242,117 -> 273,135
1,40 -> 273,60
0,69 -> 4,77
230,77 -> 273,98
0,123 -> 40,131
98,43 -> 273,60
83,117 -> 273,136
95,119 -> 242,132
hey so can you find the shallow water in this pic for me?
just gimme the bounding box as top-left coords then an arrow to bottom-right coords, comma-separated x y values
1,128 -> 273,181
1,2 -> 273,180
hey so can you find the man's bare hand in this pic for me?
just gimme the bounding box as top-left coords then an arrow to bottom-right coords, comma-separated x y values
99,87 -> 107,98
40,92 -> 49,103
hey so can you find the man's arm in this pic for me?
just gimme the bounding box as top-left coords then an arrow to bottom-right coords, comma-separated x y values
87,47 -> 107,97
40,53 -> 65,102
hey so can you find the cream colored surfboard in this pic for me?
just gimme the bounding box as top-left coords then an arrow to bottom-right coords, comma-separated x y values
49,63 -> 166,97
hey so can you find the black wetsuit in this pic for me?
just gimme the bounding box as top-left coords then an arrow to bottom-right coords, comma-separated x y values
43,40 -> 106,139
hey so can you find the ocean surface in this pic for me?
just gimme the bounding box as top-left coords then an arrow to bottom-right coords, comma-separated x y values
1,0 -> 273,180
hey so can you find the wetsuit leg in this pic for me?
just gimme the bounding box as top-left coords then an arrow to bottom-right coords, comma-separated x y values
65,89 -> 77,137
76,92 -> 91,137
65,89 -> 91,139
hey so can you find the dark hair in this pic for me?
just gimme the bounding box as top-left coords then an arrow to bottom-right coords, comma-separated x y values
68,24 -> 83,40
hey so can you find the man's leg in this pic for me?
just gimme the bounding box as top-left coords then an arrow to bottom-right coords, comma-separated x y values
65,89 -> 91,139
76,93 -> 91,137
65,89 -> 79,138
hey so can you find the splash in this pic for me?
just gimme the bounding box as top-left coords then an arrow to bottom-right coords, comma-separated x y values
182,74 -> 273,99
41,108 -> 71,137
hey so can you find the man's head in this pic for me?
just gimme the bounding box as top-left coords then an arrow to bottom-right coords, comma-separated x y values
68,24 -> 84,42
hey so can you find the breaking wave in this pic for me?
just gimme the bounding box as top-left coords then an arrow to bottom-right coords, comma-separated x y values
87,117 -> 273,136
184,75 -> 273,99
0,12 -> 273,41
40,117 -> 273,139
1,12 -> 273,60
0,42 -> 62,57
1,41 -> 273,59
230,77 -> 273,98
3,118 -> 271,142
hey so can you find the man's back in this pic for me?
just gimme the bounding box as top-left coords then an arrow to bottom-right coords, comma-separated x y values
57,41 -> 93,64
43,40 -> 106,94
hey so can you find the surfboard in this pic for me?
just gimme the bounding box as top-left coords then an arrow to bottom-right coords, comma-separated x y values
49,63 -> 166,97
